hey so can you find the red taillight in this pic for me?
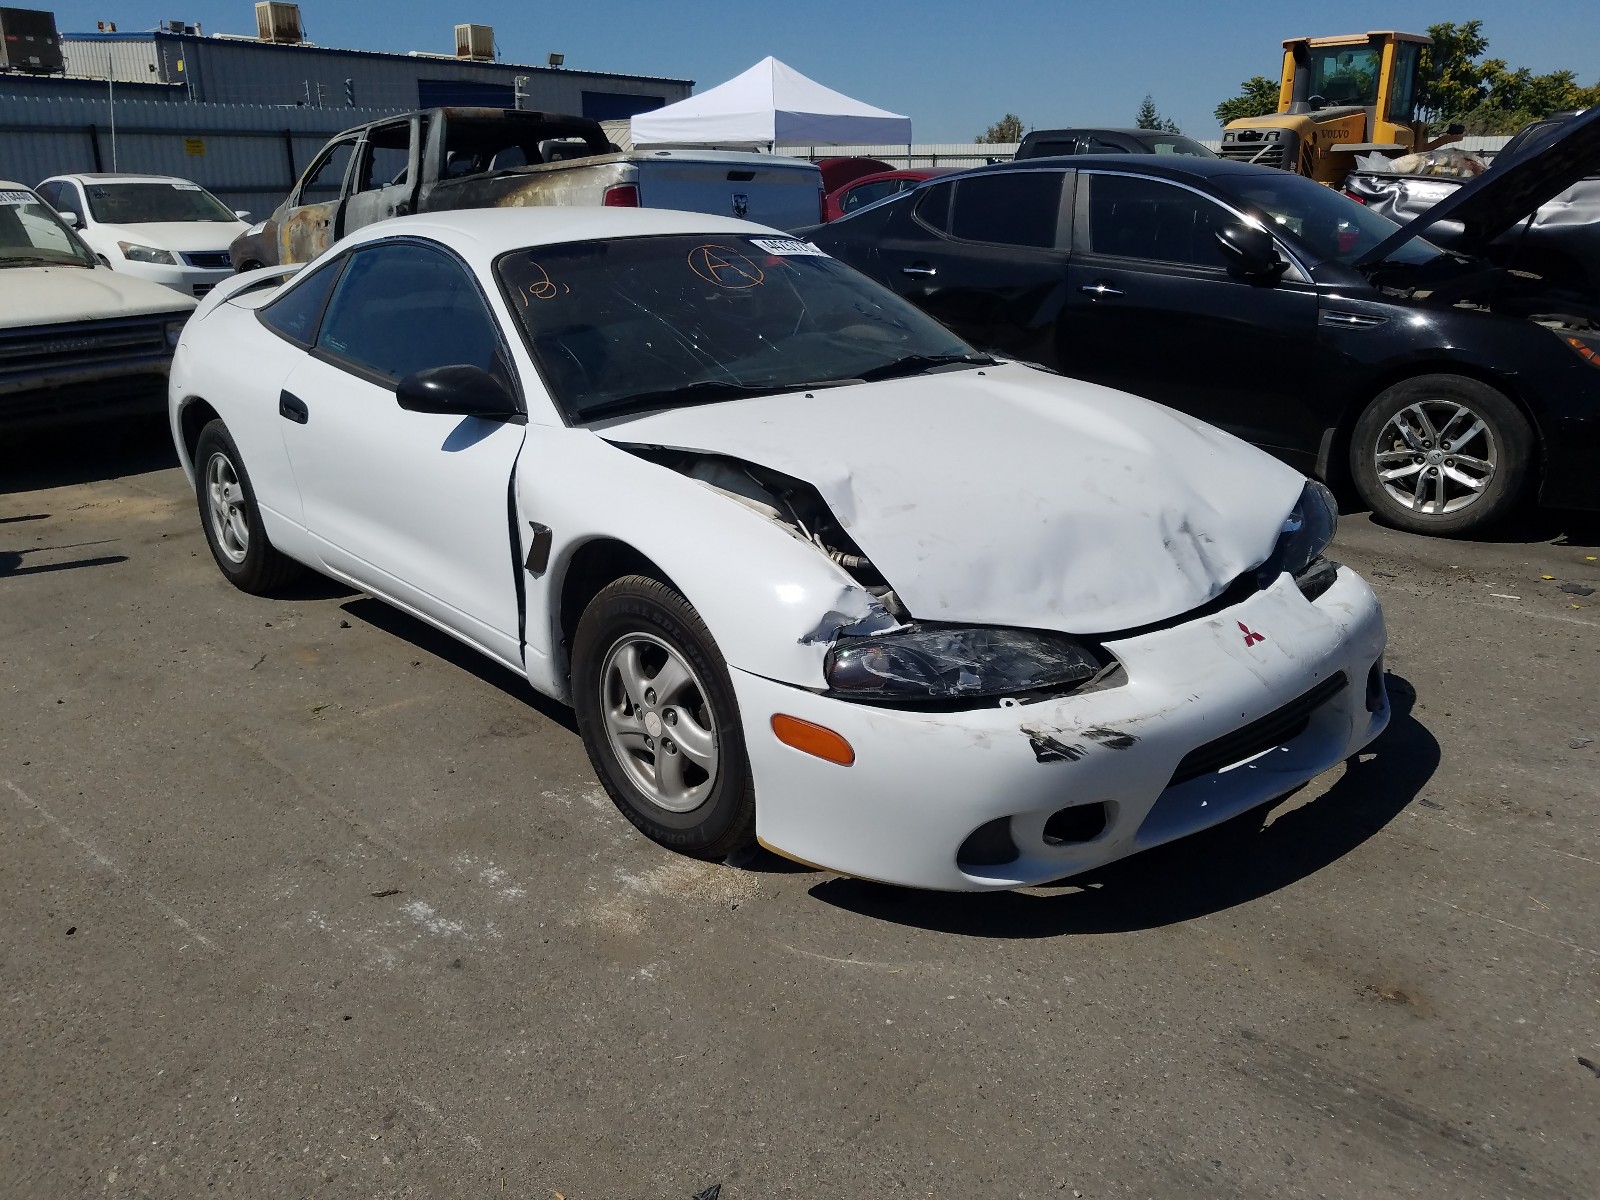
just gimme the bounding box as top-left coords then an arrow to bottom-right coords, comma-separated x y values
1344,191 -> 1366,204
603,184 -> 639,207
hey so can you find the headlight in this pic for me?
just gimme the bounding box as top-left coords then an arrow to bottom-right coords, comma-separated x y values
165,318 -> 187,348
1258,480 -> 1338,584
1562,332 -> 1600,368
826,625 -> 1102,702
118,241 -> 177,265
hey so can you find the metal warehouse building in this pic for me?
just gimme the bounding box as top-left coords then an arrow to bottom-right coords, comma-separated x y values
53,8 -> 690,119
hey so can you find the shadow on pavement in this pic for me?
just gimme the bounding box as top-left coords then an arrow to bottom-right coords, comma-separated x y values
0,416 -> 178,497
806,673 -> 1436,938
338,596 -> 580,734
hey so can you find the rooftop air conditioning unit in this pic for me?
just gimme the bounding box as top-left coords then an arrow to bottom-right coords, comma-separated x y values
255,1 -> 303,44
455,23 -> 493,61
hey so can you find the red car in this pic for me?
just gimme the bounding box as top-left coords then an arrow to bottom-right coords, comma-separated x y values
824,168 -> 952,221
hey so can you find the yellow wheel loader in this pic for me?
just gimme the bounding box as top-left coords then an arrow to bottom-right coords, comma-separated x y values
1220,31 -> 1463,187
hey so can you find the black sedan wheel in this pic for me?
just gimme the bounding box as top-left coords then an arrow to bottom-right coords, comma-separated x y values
571,576 -> 756,860
1350,375 -> 1533,536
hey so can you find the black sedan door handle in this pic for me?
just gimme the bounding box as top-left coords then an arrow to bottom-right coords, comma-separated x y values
1080,280 -> 1124,298
279,391 -> 309,424
901,263 -> 937,278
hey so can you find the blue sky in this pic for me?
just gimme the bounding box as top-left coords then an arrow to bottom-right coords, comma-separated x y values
44,1 -> 1600,139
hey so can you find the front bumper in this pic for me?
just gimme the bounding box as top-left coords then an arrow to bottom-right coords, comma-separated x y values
111,259 -> 234,299
735,566 -> 1388,891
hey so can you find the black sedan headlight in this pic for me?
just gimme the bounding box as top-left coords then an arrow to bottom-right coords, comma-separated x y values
826,625 -> 1101,702
1258,480 -> 1339,592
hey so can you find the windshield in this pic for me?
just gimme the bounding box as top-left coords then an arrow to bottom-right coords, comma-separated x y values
0,188 -> 96,267
496,235 -> 982,420
84,181 -> 238,224
1213,171 -> 1441,267
1145,135 -> 1215,158
1306,45 -> 1381,107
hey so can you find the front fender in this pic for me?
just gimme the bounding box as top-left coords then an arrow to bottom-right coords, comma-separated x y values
516,425 -> 883,700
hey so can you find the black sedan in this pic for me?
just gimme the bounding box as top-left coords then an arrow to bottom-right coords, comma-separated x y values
806,109 -> 1600,536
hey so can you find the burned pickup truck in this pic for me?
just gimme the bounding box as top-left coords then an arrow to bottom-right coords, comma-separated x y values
230,107 -> 825,268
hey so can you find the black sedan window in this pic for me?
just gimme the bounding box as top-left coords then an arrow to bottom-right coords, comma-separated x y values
316,242 -> 504,382
1212,172 -> 1440,266
496,234 -> 979,420
949,173 -> 1064,248
1084,174 -> 1231,267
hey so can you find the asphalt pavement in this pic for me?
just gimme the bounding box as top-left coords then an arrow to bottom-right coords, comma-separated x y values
3,420 -> 1598,1199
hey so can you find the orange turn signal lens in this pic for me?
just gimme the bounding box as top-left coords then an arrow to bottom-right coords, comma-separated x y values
770,714 -> 855,766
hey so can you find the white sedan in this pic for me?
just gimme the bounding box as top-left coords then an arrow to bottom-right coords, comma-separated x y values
169,208 -> 1389,891
36,173 -> 249,298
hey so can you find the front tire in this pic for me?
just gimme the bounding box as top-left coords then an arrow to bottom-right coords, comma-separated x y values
1349,374 -> 1533,536
194,419 -> 304,593
571,576 -> 756,860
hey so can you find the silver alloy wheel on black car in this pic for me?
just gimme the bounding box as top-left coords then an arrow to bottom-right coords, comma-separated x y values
598,632 -> 720,813
1350,374 -> 1533,537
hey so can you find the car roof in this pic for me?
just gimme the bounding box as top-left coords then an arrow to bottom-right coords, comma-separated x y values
41,173 -> 206,185
976,154 -> 1271,182
331,206 -> 791,268
1,179 -> 36,192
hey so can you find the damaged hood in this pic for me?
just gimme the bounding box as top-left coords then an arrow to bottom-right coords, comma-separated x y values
1358,105 -> 1600,266
599,363 -> 1304,635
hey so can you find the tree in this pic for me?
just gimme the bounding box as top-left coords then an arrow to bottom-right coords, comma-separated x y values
1418,19 -> 1600,133
1213,76 -> 1279,126
976,113 -> 1024,144
1135,95 -> 1182,133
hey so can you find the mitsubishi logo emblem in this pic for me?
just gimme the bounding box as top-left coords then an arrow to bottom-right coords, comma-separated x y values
1238,621 -> 1266,647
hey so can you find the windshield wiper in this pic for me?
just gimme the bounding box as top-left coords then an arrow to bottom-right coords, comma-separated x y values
856,352 -> 995,382
0,255 -> 92,268
578,377 -> 862,422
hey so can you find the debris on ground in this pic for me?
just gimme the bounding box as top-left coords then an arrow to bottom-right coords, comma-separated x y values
1578,1055 -> 1600,1078
693,1186 -> 722,1200
1571,737 -> 1595,750
1559,582 -> 1595,597
370,888 -> 403,898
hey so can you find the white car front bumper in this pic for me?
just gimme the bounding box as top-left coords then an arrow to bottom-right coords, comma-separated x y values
111,257 -> 234,298
735,566 -> 1388,891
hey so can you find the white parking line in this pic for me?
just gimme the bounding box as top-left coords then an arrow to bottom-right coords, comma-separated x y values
4,778 -> 218,952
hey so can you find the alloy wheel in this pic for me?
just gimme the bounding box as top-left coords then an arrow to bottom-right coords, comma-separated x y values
598,633 -> 720,813
205,451 -> 250,563
1372,399 -> 1497,516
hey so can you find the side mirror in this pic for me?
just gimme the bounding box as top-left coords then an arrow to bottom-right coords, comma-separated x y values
233,210 -> 252,221
396,364 -> 519,419
58,210 -> 80,228
1215,222 -> 1284,277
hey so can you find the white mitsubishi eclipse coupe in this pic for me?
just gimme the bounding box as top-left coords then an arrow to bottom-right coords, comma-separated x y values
169,208 -> 1389,891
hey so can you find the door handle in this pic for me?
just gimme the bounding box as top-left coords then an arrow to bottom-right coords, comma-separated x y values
901,263 -> 937,278
1079,280 -> 1123,298
278,391 -> 309,424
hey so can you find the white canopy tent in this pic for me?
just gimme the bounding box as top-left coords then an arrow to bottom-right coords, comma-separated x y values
629,56 -> 911,150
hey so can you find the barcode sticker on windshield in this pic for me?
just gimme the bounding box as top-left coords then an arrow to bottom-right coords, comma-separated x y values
0,190 -> 36,205
748,238 -> 829,257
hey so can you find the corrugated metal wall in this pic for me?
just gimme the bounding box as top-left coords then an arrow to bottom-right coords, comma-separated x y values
0,95 -> 408,219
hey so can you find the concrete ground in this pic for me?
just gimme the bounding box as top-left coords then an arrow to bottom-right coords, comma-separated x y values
3,419 -> 1597,1200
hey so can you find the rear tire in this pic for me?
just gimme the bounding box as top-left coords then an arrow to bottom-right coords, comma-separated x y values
571,576 -> 756,860
1349,374 -> 1533,536
194,419 -> 304,594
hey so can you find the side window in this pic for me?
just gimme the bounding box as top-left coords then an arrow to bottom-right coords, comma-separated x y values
316,241 -> 505,384
914,180 -> 953,232
1028,139 -> 1078,158
299,138 -> 358,203
36,181 -> 62,209
258,257 -> 347,347
1079,135 -> 1132,154
949,172 -> 1063,248
841,179 -> 900,213
1085,174 -> 1232,268
355,122 -> 412,193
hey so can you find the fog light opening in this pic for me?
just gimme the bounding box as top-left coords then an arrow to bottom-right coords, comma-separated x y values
1365,657 -> 1386,713
770,714 -> 855,766
957,816 -> 1019,868
1043,802 -> 1108,845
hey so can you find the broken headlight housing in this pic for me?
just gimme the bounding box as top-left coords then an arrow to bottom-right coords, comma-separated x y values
1257,480 -> 1339,593
826,625 -> 1101,702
